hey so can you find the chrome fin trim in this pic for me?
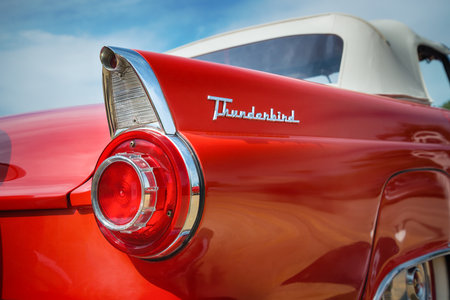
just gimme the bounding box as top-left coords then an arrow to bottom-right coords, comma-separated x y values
100,46 -> 176,136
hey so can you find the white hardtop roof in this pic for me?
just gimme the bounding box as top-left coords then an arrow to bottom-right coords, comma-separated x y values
168,13 -> 450,104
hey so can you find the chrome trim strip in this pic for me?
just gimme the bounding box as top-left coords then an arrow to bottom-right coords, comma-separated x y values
373,246 -> 450,300
101,46 -> 176,135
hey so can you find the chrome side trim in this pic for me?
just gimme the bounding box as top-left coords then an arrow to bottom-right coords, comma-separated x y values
101,46 -> 176,135
373,247 -> 450,300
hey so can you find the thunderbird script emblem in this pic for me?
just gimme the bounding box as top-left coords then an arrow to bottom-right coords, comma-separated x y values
207,95 -> 300,124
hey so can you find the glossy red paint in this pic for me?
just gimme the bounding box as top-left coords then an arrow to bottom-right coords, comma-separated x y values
0,51 -> 449,298
69,179 -> 92,207
0,208 -> 178,299
136,51 -> 449,298
137,51 -> 450,148
173,132 -> 448,299
363,170 -> 450,299
0,105 -> 110,210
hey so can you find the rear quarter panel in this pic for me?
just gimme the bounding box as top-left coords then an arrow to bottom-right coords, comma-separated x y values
1,51 -> 449,299
364,169 -> 450,299
132,51 -> 450,299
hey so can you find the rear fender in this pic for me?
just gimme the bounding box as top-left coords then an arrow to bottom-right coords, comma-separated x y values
364,169 -> 450,299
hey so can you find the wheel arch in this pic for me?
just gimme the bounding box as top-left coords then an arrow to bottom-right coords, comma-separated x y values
364,168 -> 450,299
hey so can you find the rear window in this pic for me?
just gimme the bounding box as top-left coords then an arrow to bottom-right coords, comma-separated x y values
195,34 -> 344,84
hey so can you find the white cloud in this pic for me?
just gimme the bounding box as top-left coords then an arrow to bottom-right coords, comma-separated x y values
0,28 -> 166,116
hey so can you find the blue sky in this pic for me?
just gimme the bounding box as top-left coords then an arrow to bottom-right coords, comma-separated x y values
0,0 -> 449,116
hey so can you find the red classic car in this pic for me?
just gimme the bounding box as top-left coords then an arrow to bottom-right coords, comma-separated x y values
0,13 -> 449,299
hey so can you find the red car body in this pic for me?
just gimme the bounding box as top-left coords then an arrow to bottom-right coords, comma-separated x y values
1,31 -> 450,300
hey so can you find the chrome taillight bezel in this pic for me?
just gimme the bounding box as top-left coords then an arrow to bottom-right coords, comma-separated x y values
91,153 -> 158,232
91,129 -> 203,259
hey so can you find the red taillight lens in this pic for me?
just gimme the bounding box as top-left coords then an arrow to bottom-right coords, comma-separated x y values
91,129 -> 202,259
98,161 -> 141,226
109,54 -> 117,69
94,154 -> 158,232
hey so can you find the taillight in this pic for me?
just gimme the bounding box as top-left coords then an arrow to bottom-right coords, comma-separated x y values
91,129 -> 202,259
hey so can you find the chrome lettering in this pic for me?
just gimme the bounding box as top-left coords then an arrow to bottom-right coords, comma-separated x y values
207,95 -> 300,124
